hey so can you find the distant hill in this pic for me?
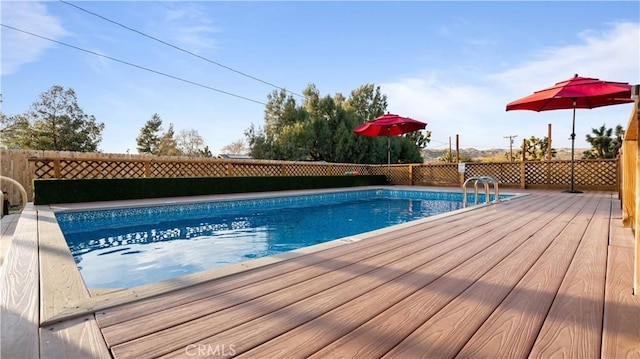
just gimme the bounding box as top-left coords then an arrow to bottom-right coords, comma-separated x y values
422,147 -> 588,162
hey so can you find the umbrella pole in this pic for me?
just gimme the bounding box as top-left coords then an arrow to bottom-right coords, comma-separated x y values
387,135 -> 391,179
567,101 -> 582,193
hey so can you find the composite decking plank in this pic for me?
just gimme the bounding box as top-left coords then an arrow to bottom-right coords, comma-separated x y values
153,194 -> 568,358
40,315 -> 111,359
98,192 -> 544,330
0,205 -> 39,359
83,190 -> 637,359
38,208 -> 91,322
111,212 -> 518,359
0,213 -> 19,268
454,193 -> 603,359
529,194 -> 611,358
96,193 -> 530,328
602,245 -> 640,358
101,216 -> 478,348
240,192 -> 579,359
305,192 -> 595,359
610,198 -> 635,248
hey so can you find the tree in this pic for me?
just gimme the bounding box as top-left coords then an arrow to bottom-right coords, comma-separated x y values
26,85 -> 104,151
583,124 -> 624,159
344,84 -> 387,123
136,114 -> 163,154
176,129 -> 206,157
156,123 -> 181,156
220,139 -> 249,155
199,145 -> 213,158
516,136 -> 556,161
0,113 -> 32,149
245,83 -> 424,164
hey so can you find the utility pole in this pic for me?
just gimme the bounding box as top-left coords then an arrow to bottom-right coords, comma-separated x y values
504,135 -> 518,161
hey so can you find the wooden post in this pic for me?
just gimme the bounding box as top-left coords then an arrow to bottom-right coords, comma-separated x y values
408,164 -> 414,186
53,160 -> 61,179
144,161 -> 151,178
635,98 -> 640,295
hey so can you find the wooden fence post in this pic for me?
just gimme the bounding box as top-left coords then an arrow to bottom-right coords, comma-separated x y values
53,160 -> 61,179
144,161 -> 151,178
408,165 -> 414,185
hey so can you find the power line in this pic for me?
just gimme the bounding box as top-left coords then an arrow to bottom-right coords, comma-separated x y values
58,0 -> 305,99
1,24 -> 267,106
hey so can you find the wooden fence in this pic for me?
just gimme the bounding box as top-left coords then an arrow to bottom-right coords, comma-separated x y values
619,95 -> 639,294
0,149 -> 619,206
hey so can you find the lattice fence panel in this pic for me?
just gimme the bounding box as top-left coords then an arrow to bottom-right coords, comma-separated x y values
546,162 -> 569,185
282,164 -> 329,176
574,160 -> 617,186
230,163 -> 283,177
60,160 -> 146,179
389,165 -> 411,184
526,162 -> 552,184
329,164 -> 373,175
33,160 -> 56,179
465,162 -> 520,184
413,164 -> 459,185
150,161 -> 228,178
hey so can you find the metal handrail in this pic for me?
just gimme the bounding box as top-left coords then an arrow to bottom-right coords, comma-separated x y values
462,176 -> 500,208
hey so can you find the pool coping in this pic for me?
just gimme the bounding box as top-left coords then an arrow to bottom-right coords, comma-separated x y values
38,186 -> 527,326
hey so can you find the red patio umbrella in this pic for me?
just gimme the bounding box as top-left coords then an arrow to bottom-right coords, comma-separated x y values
353,113 -> 427,175
506,74 -> 633,193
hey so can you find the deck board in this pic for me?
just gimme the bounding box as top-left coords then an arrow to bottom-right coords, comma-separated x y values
0,205 -> 39,359
310,192 -> 596,359
233,191 -> 576,359
455,193 -> 602,358
602,244 -> 640,358
528,193 -> 611,358
26,189 -> 634,359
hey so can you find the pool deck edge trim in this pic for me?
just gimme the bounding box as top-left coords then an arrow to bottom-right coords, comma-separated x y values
40,186 -> 526,326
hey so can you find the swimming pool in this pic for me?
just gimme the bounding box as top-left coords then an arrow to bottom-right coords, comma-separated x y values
56,189 -> 506,289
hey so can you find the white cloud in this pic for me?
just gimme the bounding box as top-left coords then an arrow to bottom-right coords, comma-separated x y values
1,1 -> 67,75
158,3 -> 219,55
491,21 -> 640,93
381,21 -> 640,149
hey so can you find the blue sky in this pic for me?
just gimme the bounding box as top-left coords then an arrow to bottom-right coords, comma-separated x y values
2,1 -> 639,155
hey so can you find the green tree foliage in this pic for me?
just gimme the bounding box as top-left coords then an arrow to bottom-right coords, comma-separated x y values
136,114 -> 163,154
0,113 -> 32,149
156,123 -> 181,156
1,86 -> 104,151
582,124 -> 624,159
245,83 -> 424,164
516,136 -> 556,161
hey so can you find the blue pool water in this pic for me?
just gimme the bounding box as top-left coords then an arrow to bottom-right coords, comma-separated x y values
56,189 -> 504,289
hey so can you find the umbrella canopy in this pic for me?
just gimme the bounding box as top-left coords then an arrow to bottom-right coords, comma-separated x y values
353,113 -> 427,176
506,75 -> 633,111
353,113 -> 427,137
506,74 -> 634,192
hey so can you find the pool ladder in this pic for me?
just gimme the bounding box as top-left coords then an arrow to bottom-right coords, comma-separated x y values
462,176 -> 500,208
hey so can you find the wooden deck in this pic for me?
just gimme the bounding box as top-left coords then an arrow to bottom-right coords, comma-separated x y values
2,189 -> 639,358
